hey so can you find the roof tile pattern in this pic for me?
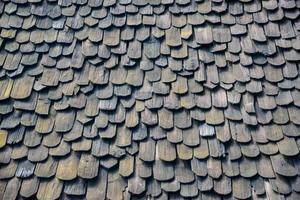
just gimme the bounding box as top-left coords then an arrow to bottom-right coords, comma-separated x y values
0,0 -> 300,199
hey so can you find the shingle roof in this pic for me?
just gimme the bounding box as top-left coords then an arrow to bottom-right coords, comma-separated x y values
0,0 -> 300,199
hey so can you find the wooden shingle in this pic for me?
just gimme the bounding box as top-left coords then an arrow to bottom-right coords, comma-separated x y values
0,0 -> 299,199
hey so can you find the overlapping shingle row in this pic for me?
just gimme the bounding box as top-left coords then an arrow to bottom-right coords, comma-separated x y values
0,0 -> 300,199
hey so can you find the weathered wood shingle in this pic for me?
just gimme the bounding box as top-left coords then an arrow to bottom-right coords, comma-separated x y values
0,0 -> 299,199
